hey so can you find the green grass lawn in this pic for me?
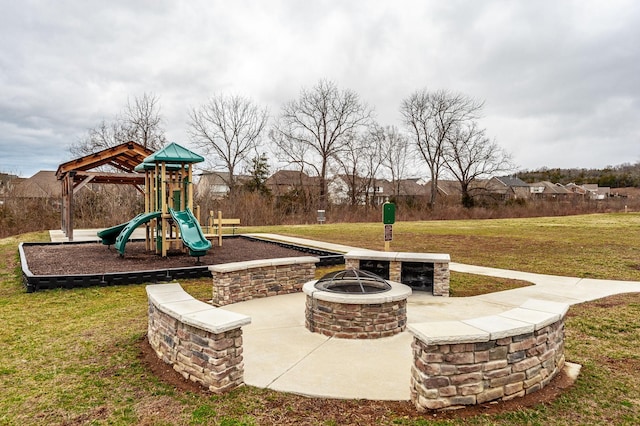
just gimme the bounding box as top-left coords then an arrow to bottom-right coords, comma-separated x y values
1,214 -> 640,424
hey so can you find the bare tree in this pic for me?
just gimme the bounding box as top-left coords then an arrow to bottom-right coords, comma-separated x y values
122,93 -> 166,151
333,129 -> 383,206
70,119 -> 128,157
70,92 -> 166,157
400,89 -> 483,209
443,121 -> 513,207
271,79 -> 373,209
378,125 -> 410,198
189,94 -> 268,194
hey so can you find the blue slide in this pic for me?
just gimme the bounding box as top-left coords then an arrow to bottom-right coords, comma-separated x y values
169,207 -> 212,258
112,211 -> 162,255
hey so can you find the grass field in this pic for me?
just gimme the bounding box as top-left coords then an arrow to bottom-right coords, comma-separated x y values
1,214 -> 640,425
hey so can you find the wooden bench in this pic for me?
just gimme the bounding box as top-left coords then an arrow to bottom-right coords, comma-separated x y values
200,210 -> 240,246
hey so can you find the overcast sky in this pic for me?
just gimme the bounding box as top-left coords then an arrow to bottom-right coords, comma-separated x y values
1,0 -> 639,178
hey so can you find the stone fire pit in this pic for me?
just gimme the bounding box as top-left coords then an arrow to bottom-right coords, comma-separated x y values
302,269 -> 412,339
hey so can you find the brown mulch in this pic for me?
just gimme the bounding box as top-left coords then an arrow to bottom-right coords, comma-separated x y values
22,238 -> 312,275
138,335 -> 577,422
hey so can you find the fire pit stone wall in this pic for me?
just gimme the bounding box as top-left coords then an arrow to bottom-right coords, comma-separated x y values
344,250 -> 450,296
302,279 -> 412,339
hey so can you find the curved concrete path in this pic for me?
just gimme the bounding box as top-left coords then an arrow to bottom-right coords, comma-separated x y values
224,234 -> 640,400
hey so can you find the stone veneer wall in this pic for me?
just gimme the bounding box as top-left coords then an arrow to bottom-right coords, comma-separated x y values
408,299 -> 569,410
305,297 -> 407,339
344,251 -> 450,296
146,284 -> 251,394
209,257 -> 319,306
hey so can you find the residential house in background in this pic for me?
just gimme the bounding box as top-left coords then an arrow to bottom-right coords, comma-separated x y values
12,171 -> 61,201
565,183 -> 610,200
195,167 -> 615,207
486,176 -> 531,200
265,170 -> 319,199
196,171 -> 250,199
328,176 -> 432,206
529,181 -> 573,199
328,175 -> 388,205
384,178 -> 428,205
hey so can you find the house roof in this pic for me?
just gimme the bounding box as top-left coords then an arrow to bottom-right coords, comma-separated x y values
384,178 -> 429,197
266,170 -> 316,186
530,181 -> 572,194
197,172 -> 251,188
493,176 -> 530,187
266,170 -> 318,196
12,171 -> 61,198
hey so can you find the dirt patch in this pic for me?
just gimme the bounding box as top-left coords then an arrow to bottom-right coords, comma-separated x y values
22,238 -> 313,275
138,335 -> 577,422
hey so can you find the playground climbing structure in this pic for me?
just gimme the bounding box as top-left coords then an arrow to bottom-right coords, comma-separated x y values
98,142 -> 211,259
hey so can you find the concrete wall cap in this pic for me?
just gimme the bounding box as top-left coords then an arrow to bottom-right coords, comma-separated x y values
395,252 -> 450,263
344,250 -> 450,263
183,308 -> 251,333
463,315 -> 534,340
520,299 -> 570,317
209,256 -> 319,273
146,283 -> 251,332
146,283 -> 193,305
155,298 -> 213,319
270,256 -> 319,266
408,321 -> 490,345
498,307 -> 560,330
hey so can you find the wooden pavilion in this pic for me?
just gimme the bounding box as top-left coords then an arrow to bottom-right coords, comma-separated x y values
55,141 -> 154,241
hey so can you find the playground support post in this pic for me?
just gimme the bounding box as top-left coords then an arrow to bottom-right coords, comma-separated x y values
161,162 -> 168,257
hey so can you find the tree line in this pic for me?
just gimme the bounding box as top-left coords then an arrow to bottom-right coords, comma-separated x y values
518,163 -> 640,188
72,80 -> 513,210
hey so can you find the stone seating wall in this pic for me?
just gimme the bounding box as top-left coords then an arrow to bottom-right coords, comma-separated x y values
408,299 -> 569,410
146,283 -> 251,393
209,257 -> 319,306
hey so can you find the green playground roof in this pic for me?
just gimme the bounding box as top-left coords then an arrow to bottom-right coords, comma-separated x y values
134,162 -> 190,172
142,142 -> 205,164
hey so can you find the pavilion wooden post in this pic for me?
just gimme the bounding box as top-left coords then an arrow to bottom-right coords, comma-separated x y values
64,172 -> 75,242
60,177 -> 67,236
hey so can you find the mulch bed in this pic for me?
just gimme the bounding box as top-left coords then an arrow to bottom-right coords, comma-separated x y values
22,237 -> 312,275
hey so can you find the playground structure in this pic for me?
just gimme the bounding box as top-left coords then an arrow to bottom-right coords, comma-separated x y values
97,142 -> 211,260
